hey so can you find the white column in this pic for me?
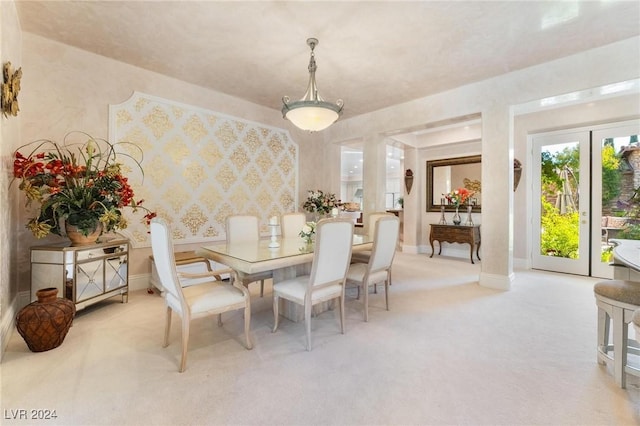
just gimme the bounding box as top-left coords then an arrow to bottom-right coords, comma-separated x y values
479,105 -> 514,290
401,146 -> 419,253
362,134 -> 387,232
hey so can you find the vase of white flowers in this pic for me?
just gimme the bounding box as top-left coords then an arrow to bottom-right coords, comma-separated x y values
299,221 -> 316,245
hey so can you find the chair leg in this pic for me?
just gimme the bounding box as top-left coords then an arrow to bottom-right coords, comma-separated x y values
612,306 -> 627,388
597,307 -> 609,365
305,300 -> 312,351
179,318 -> 190,373
218,313 -> 223,327
244,302 -> 253,350
364,282 -> 370,322
260,280 -> 264,297
272,294 -> 280,332
384,279 -> 390,311
163,306 -> 172,347
339,295 -> 345,334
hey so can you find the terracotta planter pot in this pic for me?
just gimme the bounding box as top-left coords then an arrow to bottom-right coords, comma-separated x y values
65,222 -> 101,246
16,288 -> 76,352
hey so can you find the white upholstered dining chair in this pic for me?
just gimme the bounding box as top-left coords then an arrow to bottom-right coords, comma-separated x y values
281,212 -> 307,238
150,218 -> 252,372
346,215 -> 399,321
350,211 -> 395,287
272,218 -> 354,351
226,215 -> 273,297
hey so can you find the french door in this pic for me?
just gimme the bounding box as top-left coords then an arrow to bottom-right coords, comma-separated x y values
532,120 -> 640,277
532,131 -> 590,275
591,121 -> 640,278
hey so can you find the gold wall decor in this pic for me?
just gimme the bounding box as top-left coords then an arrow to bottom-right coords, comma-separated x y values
110,92 -> 298,247
1,62 -> 22,117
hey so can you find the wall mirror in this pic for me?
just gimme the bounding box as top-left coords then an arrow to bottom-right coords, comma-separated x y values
426,155 -> 481,212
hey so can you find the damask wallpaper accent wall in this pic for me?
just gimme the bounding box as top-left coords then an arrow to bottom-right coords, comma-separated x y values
109,92 -> 298,247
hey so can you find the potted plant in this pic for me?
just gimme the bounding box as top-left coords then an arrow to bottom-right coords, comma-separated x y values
12,131 -> 156,245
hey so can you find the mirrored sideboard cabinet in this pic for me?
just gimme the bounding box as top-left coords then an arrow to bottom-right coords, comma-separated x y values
30,239 -> 129,311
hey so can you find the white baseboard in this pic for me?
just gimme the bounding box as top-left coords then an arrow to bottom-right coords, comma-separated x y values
0,299 -> 16,361
401,244 -> 419,254
0,291 -> 29,361
129,273 -> 152,292
479,271 -> 514,290
513,256 -> 529,270
18,290 -> 31,307
418,244 -> 480,261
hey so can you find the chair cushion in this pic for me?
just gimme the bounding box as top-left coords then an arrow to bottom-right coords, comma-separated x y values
633,308 -> 640,327
594,280 -> 640,306
183,281 -> 246,314
346,263 -> 367,281
239,270 -> 272,285
351,251 -> 371,264
273,275 -> 342,304
346,263 -> 388,286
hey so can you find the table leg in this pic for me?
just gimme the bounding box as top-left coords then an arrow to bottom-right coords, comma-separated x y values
476,242 -> 481,261
469,244 -> 475,264
430,238 -> 435,258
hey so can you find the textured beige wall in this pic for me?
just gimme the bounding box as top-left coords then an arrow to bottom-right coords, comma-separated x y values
15,33 -> 326,290
1,0 -> 23,357
324,36 -> 640,287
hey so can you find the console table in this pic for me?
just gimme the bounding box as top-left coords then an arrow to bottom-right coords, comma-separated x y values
429,224 -> 481,264
30,239 -> 129,310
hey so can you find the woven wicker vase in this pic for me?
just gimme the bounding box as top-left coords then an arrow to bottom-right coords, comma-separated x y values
16,288 -> 76,352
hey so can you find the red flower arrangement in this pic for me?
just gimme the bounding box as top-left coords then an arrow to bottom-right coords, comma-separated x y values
12,131 -> 156,239
444,187 -> 474,207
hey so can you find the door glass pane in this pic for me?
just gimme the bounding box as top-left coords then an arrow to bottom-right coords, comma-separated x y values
540,141 -> 580,259
340,144 -> 363,209
386,144 -> 403,209
600,133 -> 640,263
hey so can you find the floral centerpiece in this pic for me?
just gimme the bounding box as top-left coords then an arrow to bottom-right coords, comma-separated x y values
12,131 -> 156,242
299,221 -> 316,245
444,187 -> 474,225
302,189 -> 338,216
443,187 -> 474,207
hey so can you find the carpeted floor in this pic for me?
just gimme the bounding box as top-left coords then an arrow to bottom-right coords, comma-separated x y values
1,252 -> 639,425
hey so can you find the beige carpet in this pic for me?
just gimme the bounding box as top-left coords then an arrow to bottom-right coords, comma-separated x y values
1,252 -> 639,425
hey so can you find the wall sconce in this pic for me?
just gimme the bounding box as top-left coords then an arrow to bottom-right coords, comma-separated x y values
514,159 -> 522,191
404,169 -> 414,194
1,62 -> 22,117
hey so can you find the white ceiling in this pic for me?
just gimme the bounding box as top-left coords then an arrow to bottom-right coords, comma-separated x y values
14,1 -> 640,182
15,0 -> 640,123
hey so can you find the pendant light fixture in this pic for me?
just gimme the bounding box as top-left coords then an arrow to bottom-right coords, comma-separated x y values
282,38 -> 344,132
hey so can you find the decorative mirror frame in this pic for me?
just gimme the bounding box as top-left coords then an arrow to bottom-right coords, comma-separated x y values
426,155 -> 481,212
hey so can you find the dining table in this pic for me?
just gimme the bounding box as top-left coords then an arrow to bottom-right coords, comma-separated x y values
196,234 -> 373,322
610,239 -> 640,280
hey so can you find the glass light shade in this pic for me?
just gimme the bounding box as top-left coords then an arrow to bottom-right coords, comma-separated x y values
282,38 -> 343,132
283,103 -> 340,132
